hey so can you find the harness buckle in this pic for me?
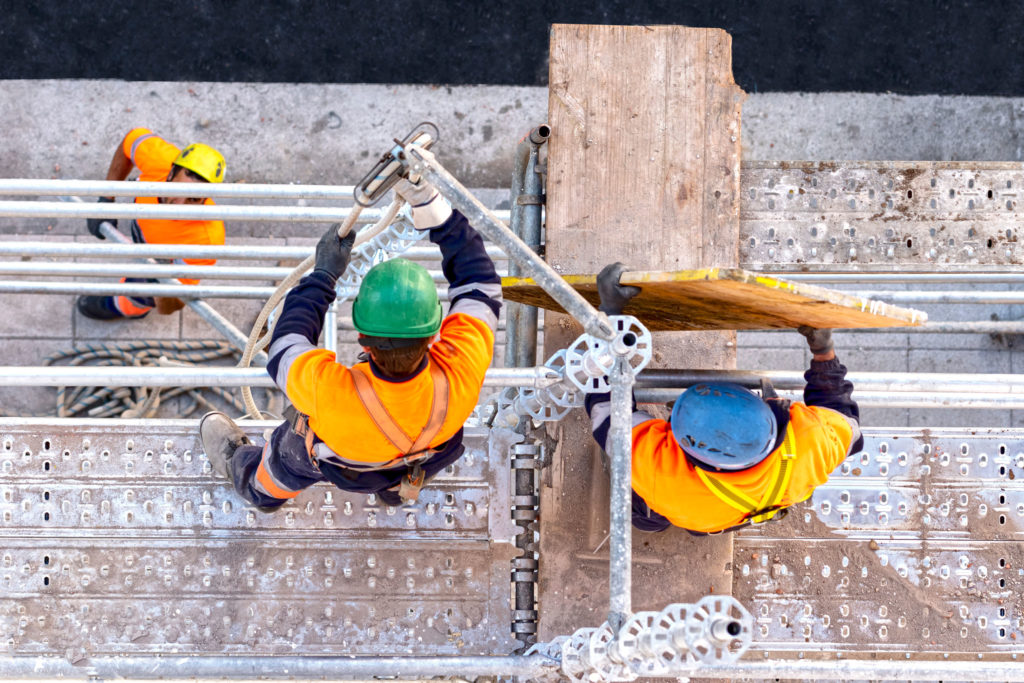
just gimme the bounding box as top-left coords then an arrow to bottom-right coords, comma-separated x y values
398,463 -> 426,502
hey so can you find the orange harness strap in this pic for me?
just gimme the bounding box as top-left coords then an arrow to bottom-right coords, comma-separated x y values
349,361 -> 450,457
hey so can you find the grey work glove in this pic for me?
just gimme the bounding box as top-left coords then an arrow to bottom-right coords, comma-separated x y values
87,196 -> 117,239
596,262 -> 641,315
797,325 -> 834,356
313,224 -> 356,282
393,177 -> 452,230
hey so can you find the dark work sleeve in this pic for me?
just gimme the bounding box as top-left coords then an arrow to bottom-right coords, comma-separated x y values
266,270 -> 336,381
803,357 -> 860,421
429,209 -> 502,323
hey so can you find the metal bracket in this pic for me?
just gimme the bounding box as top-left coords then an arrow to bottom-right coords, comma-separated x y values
537,596 -> 753,681
564,315 -> 653,394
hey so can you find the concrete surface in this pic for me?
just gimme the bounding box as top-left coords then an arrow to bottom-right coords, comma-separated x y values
5,82 -> 1024,192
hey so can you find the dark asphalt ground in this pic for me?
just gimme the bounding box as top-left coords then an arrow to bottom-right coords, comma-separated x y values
1,1 -> 1023,95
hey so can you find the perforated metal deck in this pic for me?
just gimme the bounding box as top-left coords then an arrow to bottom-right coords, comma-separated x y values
736,428 -> 1024,659
740,162 -> 1024,270
0,419 -> 518,659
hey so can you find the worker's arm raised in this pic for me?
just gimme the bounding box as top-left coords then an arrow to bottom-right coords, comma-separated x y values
265,226 -> 355,396
798,326 -> 863,454
394,178 -> 502,332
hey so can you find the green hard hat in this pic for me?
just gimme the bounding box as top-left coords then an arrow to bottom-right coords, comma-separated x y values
352,258 -> 443,338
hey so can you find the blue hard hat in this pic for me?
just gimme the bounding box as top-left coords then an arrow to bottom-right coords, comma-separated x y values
670,382 -> 778,472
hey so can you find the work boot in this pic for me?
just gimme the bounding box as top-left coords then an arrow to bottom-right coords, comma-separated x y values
199,411 -> 253,479
76,295 -> 125,320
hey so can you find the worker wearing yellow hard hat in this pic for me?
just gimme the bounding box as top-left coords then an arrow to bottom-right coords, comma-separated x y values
76,128 -> 227,320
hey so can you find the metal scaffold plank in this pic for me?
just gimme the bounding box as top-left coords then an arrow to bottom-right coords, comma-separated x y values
735,428 -> 1024,657
740,161 -> 1024,270
0,420 -> 518,657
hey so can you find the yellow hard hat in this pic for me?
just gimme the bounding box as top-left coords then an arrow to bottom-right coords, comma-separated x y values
173,143 -> 226,183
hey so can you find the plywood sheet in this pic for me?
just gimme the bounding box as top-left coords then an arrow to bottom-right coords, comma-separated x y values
505,267 -> 927,331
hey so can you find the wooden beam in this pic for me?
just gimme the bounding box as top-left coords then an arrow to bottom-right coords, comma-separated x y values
538,24 -> 745,639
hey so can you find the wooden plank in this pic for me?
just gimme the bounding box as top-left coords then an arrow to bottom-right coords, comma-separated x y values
538,24 -> 744,641
504,268 -> 927,330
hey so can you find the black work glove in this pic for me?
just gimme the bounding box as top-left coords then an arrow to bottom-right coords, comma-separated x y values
86,196 -> 116,239
313,223 -> 356,282
797,325 -> 834,356
596,262 -> 641,315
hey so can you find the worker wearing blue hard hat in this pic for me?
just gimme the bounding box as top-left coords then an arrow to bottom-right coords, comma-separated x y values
586,262 -> 863,534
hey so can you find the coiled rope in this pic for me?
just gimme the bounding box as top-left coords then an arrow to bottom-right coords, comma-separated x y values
40,340 -> 248,419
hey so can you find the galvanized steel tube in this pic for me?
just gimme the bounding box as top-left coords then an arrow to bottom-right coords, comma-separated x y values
607,357 -> 635,631
0,279 -> 279,299
0,260 -> 448,283
504,124 -> 548,368
687,658 -> 1024,681
0,279 -> 456,301
0,200 -> 383,223
0,654 -> 557,680
635,388 -> 1024,409
635,369 -> 1024,393
0,366 -> 561,389
851,290 -> 1024,304
0,178 -> 358,200
786,272 -> 1024,284
0,241 -> 505,261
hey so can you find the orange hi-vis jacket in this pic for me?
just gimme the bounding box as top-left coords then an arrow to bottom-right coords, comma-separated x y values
122,128 -> 224,279
276,312 -> 494,468
626,403 -> 856,533
265,209 -> 502,472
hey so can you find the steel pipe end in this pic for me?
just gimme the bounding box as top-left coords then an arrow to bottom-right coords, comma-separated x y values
530,125 -> 552,144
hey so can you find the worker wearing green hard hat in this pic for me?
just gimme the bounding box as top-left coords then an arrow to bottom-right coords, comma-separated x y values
352,258 -> 443,343
201,175 -> 503,510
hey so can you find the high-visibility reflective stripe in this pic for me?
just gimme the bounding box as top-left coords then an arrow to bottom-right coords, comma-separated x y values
255,446 -> 302,500
129,133 -> 158,164
696,467 -> 760,513
113,295 -> 152,317
758,428 -> 797,511
696,423 -> 798,520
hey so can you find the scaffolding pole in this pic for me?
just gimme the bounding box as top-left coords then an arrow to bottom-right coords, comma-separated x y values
0,240 -> 506,261
0,366 -> 561,389
0,654 -> 558,681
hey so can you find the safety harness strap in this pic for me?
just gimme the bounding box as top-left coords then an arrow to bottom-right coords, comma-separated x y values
696,424 -> 798,524
349,360 -> 450,456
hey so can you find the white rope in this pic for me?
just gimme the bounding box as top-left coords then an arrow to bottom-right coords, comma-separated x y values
237,199 -> 405,418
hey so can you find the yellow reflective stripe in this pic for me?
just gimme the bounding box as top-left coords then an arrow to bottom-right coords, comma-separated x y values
757,425 -> 798,511
695,467 -> 760,514
697,423 -> 799,522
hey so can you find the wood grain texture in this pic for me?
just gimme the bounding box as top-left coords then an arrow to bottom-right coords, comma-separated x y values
538,24 -> 744,640
504,268 -> 927,330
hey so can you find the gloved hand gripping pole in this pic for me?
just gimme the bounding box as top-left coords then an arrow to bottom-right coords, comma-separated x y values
402,144 -> 616,342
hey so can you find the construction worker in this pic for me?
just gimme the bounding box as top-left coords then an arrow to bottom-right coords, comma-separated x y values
586,262 -> 864,534
76,127 -> 226,320
199,176 -> 502,509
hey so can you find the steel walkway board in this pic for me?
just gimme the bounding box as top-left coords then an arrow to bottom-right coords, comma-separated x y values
0,418 -> 518,658
502,268 -> 926,331
735,428 -> 1024,661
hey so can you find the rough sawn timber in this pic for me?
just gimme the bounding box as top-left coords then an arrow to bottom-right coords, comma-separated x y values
504,268 -> 927,330
537,23 -> 744,640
